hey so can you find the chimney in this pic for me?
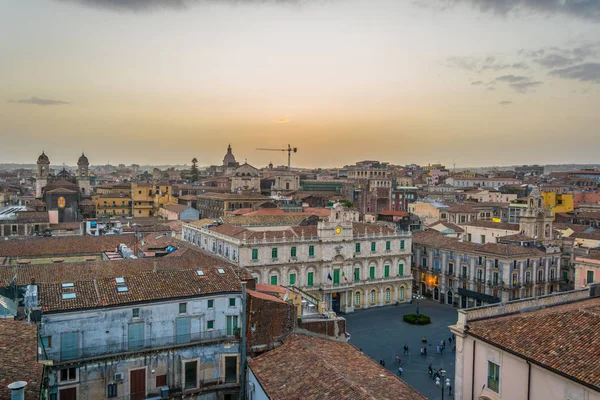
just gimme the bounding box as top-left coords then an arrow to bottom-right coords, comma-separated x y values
153,261 -> 157,273
8,382 -> 27,400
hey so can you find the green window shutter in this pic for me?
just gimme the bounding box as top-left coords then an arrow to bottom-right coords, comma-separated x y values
386,241 -> 390,251
252,249 -> 258,260
291,247 -> 296,257
128,324 -> 144,350
176,318 -> 191,344
272,248 -> 278,259
289,273 -> 296,285
355,243 -> 360,253
207,320 -> 214,330
587,270 -> 594,283
398,263 -> 404,276
371,242 -> 376,252
61,331 -> 79,361
384,265 -> 389,278
307,272 -> 314,287
400,240 -> 405,250
370,266 -> 375,280
270,275 -> 278,285
354,268 -> 360,282
309,245 -> 314,256
333,269 -> 340,285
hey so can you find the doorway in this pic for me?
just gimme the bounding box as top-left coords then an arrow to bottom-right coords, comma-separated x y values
130,369 -> 146,400
331,292 -> 341,313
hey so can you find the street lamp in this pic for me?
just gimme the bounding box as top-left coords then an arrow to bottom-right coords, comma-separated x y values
435,369 -> 451,400
413,291 -> 425,317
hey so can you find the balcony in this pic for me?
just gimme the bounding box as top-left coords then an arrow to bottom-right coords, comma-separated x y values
40,329 -> 236,364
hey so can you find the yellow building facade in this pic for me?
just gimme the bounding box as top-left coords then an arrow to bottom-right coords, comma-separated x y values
93,193 -> 132,216
542,192 -> 574,218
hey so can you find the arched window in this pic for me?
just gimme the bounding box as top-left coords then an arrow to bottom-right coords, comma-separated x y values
385,288 -> 391,302
538,270 -> 543,282
399,286 -> 405,299
354,291 -> 361,306
370,290 -> 376,304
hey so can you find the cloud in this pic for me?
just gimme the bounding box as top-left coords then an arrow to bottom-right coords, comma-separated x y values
422,0 -> 600,22
471,80 -> 484,85
486,86 -> 496,91
534,54 -> 574,68
58,0 -> 310,12
274,119 -> 290,124
493,75 -> 542,93
8,97 -> 70,106
499,100 -> 513,105
446,56 -> 527,73
549,63 -> 600,83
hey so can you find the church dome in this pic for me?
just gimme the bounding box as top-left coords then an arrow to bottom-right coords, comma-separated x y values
78,152 -> 89,165
37,151 -> 50,164
223,144 -> 237,166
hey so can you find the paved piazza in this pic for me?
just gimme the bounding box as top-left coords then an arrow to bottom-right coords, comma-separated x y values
346,300 -> 458,400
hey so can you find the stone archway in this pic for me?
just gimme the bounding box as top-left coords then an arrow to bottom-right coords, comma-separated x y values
447,291 -> 453,305
433,287 -> 439,301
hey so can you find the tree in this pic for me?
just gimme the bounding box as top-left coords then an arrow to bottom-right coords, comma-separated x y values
191,158 -> 199,182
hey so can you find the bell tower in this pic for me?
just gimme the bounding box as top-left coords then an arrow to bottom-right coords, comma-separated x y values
519,186 -> 553,243
36,151 -> 50,198
77,152 -> 91,195
317,203 -> 353,242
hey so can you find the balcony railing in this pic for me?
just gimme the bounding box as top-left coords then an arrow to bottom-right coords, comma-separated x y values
40,329 -> 236,363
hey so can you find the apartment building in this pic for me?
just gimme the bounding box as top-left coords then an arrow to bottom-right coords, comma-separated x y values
183,204 -> 413,313
131,183 -> 155,217
445,177 -> 521,188
37,267 -> 243,400
93,193 -> 132,216
412,231 -> 560,308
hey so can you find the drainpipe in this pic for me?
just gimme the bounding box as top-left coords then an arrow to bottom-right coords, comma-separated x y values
240,282 -> 247,399
527,361 -> 531,400
471,340 -> 476,400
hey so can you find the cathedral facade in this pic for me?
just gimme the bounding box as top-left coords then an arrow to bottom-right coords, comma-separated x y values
35,152 -> 92,222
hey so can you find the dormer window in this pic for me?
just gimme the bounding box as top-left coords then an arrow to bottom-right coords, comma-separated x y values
62,293 -> 76,300
217,268 -> 225,274
196,270 -> 205,276
61,282 -> 74,289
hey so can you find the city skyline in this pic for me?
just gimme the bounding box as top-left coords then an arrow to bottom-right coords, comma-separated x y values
2,0 -> 600,167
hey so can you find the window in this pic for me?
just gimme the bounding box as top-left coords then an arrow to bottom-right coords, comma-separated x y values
184,360 -> 198,390
226,315 -> 239,336
132,308 -> 140,318
307,272 -> 314,287
309,245 -> 315,257
179,303 -> 187,314
207,299 -> 214,308
386,241 -> 391,251
399,286 -> 405,299
398,263 -> 404,276
384,265 -> 390,278
251,249 -> 258,260
493,272 -> 499,285
370,290 -> 376,304
156,374 -> 167,387
333,269 -> 340,285
108,382 -> 117,398
587,270 -> 595,284
354,268 -> 360,282
400,240 -> 405,250
225,356 -> 238,384
369,266 -> 375,280
271,248 -> 278,259
354,292 -> 361,305
481,235 -> 486,243
229,298 -> 236,307
270,275 -> 278,285
467,233 -> 472,242
488,361 -> 500,393
128,323 -> 144,350
371,242 -> 376,252
385,288 -> 391,301
176,317 -> 191,344
60,367 -> 77,382
41,336 -> 52,349
448,263 -> 454,275
207,320 -> 214,330
291,247 -> 297,258
289,273 -> 296,285
355,243 -> 361,253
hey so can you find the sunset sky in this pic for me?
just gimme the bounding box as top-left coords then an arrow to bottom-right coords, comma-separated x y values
1,0 -> 599,168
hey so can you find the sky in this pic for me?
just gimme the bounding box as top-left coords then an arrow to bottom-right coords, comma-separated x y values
1,0 -> 600,168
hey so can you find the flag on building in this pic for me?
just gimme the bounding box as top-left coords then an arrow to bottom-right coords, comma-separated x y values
327,273 -> 332,281
342,271 -> 348,281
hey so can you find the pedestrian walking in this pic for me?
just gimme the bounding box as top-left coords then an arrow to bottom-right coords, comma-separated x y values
398,366 -> 403,376
403,345 -> 409,355
448,383 -> 453,396
443,340 -> 446,347
440,346 -> 444,355
424,346 -> 427,355
428,364 -> 433,376
436,345 -> 440,354
422,336 -> 427,344
382,359 -> 385,367
448,336 -> 453,344
420,346 -> 425,355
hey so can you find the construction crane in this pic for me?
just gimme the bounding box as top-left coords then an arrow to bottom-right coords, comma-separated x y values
256,144 -> 297,170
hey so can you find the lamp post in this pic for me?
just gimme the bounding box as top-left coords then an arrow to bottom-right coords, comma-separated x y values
413,291 -> 425,317
435,369 -> 451,400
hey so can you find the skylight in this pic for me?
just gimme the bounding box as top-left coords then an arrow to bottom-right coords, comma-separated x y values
116,286 -> 129,293
217,268 -> 225,274
115,277 -> 125,284
61,293 -> 76,300
61,282 -> 74,288
196,270 -> 204,276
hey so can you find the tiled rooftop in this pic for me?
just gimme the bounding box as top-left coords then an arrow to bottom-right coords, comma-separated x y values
0,320 -> 43,400
468,297 -> 600,390
248,334 -> 426,400
0,235 -> 136,258
465,220 -> 520,231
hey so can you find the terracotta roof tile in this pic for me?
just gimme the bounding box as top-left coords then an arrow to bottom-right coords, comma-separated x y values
0,320 -> 44,400
465,220 -> 520,231
0,235 -> 136,258
468,297 -> 600,390
248,334 -> 426,400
